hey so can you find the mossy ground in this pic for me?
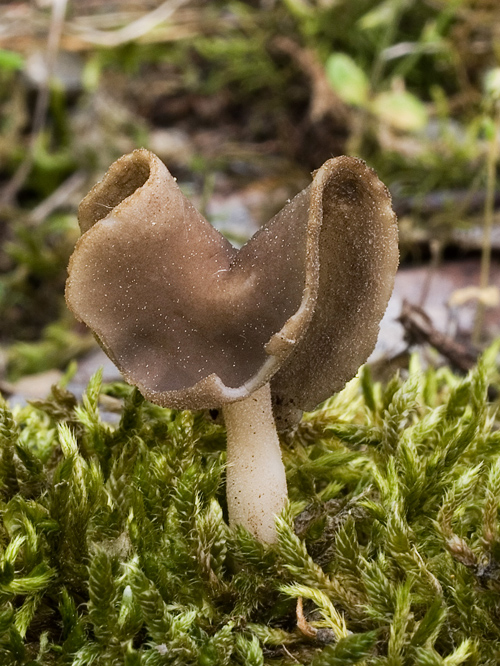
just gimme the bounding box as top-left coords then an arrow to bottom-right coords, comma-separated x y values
1,346 -> 500,665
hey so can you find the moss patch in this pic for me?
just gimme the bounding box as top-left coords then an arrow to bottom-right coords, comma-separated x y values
0,347 -> 500,664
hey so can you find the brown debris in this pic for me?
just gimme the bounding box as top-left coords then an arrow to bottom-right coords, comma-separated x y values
399,300 -> 478,372
272,36 -> 350,126
296,597 -> 318,640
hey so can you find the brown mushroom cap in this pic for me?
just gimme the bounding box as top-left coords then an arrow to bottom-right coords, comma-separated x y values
271,159 -> 399,426
66,149 -> 398,417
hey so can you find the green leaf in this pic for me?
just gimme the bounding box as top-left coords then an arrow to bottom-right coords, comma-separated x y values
325,53 -> 369,106
373,90 -> 428,131
484,67 -> 500,102
0,50 -> 24,72
358,0 -> 400,30
481,116 -> 497,141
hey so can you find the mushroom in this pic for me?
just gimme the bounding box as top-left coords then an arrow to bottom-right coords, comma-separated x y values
66,149 -> 398,543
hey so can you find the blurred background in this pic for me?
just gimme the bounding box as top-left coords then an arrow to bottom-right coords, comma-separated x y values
0,0 -> 499,401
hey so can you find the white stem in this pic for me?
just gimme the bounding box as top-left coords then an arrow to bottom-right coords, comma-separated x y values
222,383 -> 288,543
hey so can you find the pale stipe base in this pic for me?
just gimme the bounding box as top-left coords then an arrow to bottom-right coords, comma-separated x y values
223,383 -> 288,543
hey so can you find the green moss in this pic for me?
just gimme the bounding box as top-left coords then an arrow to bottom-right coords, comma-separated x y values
0,213 -> 78,345
0,348 -> 500,664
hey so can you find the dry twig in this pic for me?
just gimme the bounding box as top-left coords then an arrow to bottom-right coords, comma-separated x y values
399,300 -> 478,372
67,0 -> 191,47
0,0 -> 68,206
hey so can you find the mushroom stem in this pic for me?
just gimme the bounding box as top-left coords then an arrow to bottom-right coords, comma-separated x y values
222,382 -> 287,543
